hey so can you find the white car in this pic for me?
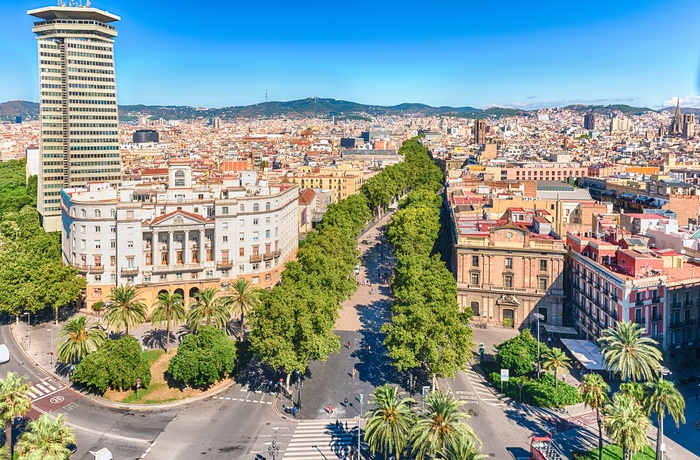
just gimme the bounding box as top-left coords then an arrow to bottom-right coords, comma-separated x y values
0,344 -> 9,364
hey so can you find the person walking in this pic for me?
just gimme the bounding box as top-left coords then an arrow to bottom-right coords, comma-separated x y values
328,404 -> 333,414
348,340 -> 351,350
351,368 -> 356,379
344,397 -> 349,407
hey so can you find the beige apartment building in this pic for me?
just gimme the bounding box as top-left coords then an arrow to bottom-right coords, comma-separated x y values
285,166 -> 368,201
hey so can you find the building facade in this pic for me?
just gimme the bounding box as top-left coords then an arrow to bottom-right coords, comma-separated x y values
449,212 -> 567,328
61,161 -> 298,310
29,4 -> 122,232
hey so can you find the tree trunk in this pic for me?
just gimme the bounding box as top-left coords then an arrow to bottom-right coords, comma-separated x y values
656,413 -> 663,460
239,314 -> 245,342
596,408 -> 603,460
554,370 -> 558,388
286,372 -> 291,393
5,418 -> 12,460
55,306 -> 58,325
165,319 -> 171,353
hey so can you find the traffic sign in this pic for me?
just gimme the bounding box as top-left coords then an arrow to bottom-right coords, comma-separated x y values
500,369 -> 509,381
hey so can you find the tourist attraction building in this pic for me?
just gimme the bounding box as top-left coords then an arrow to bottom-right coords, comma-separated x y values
61,161 -> 298,309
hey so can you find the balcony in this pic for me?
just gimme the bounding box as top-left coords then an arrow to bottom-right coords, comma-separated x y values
652,297 -> 660,304
75,264 -> 105,274
120,266 -> 139,276
250,254 -> 263,263
272,249 -> 282,258
651,314 -> 663,323
217,260 -> 233,270
671,302 -> 682,309
635,299 -> 644,306
684,300 -> 694,307
612,294 -> 618,302
634,317 -> 646,325
684,318 -> 698,327
262,252 -> 274,261
151,264 -> 204,273
669,320 -> 683,330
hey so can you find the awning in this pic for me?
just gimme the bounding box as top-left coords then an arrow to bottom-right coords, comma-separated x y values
560,339 -> 607,371
542,325 -> 578,336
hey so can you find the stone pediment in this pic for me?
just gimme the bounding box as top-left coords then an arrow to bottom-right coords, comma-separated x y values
150,210 -> 207,228
497,294 -> 520,306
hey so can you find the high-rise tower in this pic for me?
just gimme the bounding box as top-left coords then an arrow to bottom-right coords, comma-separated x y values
28,2 -> 121,231
474,119 -> 486,144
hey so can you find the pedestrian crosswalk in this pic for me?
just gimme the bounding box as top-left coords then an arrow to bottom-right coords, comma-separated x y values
27,378 -> 64,401
282,419 -> 361,460
463,368 -> 506,407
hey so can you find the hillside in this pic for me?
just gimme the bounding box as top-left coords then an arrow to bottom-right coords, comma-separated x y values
562,104 -> 653,115
2,98 -> 502,122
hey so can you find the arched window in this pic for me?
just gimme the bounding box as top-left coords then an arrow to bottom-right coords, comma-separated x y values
70,208 -> 76,217
174,170 -> 186,187
80,209 -> 86,218
239,204 -> 244,212
110,209 -> 116,218
265,202 -> 271,211
94,209 -> 101,218
253,203 -> 259,212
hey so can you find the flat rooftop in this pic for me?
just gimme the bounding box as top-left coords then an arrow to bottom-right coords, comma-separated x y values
28,6 -> 120,23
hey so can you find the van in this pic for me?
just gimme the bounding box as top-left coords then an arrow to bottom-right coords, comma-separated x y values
0,344 -> 9,364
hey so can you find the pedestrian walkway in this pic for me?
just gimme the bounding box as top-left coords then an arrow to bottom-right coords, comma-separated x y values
282,419 -> 361,460
463,368 -> 506,407
27,377 -> 65,402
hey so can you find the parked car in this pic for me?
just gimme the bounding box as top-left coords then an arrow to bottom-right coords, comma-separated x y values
0,344 -> 10,364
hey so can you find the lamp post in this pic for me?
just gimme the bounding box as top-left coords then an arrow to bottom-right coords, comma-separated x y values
357,393 -> 364,460
24,312 -> 31,351
534,313 -> 544,379
267,440 -> 280,460
47,328 -> 53,365
657,366 -> 671,460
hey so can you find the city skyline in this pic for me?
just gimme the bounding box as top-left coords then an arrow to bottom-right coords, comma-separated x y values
2,0 -> 700,110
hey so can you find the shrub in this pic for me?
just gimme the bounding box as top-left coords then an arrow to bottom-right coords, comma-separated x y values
494,330 -> 539,376
91,301 -> 105,313
488,372 -> 581,408
168,326 -> 237,388
73,336 -> 151,394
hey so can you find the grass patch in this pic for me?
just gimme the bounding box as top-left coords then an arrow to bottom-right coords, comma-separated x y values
141,349 -> 165,365
573,445 -> 655,460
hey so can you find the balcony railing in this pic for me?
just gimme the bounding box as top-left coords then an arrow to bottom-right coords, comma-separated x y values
75,264 -> 105,274
217,260 -> 233,270
634,317 -> 646,325
651,314 -> 663,322
612,294 -> 618,301
635,299 -> 644,306
669,321 -> 683,329
250,254 -> 263,263
685,318 -> 698,326
671,302 -> 682,309
120,266 -> 139,276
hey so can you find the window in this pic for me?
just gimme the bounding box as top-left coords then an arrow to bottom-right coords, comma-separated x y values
265,230 -> 270,239
540,260 -> 547,271
110,255 -> 115,266
239,204 -> 244,212
95,240 -> 101,249
471,256 -> 479,267
94,209 -> 101,218
144,273 -> 151,282
81,225 -> 86,233
222,206 -> 229,214
94,226 -> 100,233
126,210 -> 134,219
253,231 -> 259,241
505,275 -> 513,288
160,274 -> 167,281
266,202 -> 271,211
110,209 -> 116,218
471,273 -> 479,285
253,263 -> 260,270
174,169 -> 186,187
470,301 -> 480,316
110,240 -> 116,249
127,226 -> 134,235
127,241 -> 134,249
223,222 -> 228,230
239,232 -> 245,242
81,209 -> 86,218
110,226 -> 115,233
176,272 -> 183,280
505,257 -> 513,269
253,203 -> 259,212
94,274 -> 101,282
252,276 -> 260,285
239,219 -> 245,226
253,218 -> 258,225
266,217 -> 270,224
239,265 -> 245,272
223,235 -> 228,243
80,239 -> 86,249
539,278 -> 547,291
265,261 -> 271,268
93,288 -> 102,298
265,273 -> 271,281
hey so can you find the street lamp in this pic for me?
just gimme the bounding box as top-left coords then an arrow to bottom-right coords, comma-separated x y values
357,393 -> 364,460
267,440 -> 280,460
47,328 -> 53,365
657,366 -> 671,460
534,313 -> 544,379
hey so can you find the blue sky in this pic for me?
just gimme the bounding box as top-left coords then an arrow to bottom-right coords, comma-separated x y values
2,0 -> 700,109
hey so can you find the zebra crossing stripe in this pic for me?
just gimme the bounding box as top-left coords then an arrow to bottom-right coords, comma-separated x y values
282,419 -> 360,459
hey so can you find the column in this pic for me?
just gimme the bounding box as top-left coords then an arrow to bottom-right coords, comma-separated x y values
152,230 -> 158,266
168,231 -> 174,266
184,230 -> 190,264
199,229 -> 205,263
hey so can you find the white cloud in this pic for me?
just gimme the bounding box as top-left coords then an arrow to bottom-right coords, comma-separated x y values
662,95 -> 700,108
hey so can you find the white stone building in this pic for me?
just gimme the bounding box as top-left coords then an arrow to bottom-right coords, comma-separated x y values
61,160 -> 298,309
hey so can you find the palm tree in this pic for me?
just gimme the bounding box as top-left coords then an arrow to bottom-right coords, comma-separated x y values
604,393 -> 651,460
186,287 -> 229,333
56,315 -> 106,364
410,391 -> 478,459
579,373 -> 610,460
0,372 -> 33,459
364,385 -> 416,459
598,320 -> 662,381
541,347 -> 571,387
104,284 -> 147,335
441,434 -> 485,460
151,291 -> 186,352
225,278 -> 260,341
619,382 -> 645,405
15,413 -> 76,460
643,378 -> 685,460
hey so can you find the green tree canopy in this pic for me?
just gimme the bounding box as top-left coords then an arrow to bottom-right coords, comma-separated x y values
168,326 -> 237,387
598,320 -> 662,381
73,336 -> 152,394
16,413 -> 77,460
494,330 -> 539,377
56,315 -> 106,364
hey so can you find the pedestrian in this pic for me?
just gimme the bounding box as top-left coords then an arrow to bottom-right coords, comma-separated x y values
344,397 -> 348,407
351,368 -> 356,379
293,406 -> 297,417
348,340 -> 352,350
328,404 -> 333,414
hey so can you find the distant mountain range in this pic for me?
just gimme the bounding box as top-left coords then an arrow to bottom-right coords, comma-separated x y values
2,98 -> 698,122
